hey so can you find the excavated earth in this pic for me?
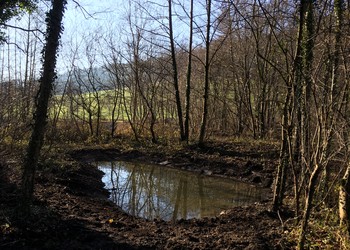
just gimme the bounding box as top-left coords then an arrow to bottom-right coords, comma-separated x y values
0,141 -> 294,249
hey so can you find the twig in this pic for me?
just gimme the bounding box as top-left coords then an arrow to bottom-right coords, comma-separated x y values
277,210 -> 285,230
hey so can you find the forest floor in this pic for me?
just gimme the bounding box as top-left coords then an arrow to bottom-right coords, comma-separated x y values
0,139 -> 298,249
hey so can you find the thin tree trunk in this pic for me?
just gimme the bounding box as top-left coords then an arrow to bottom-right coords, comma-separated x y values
272,0 -> 307,212
199,0 -> 212,145
272,88 -> 292,211
23,14 -> 31,120
20,0 -> 67,216
293,0 -> 308,191
297,1 -> 318,247
339,163 -> 350,233
136,72 -> 158,143
301,0 -> 314,183
168,0 -> 185,141
184,0 -> 194,143
335,0 -> 350,237
122,84 -> 139,142
298,162 -> 323,250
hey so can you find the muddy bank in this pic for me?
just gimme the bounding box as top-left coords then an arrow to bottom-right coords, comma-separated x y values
69,140 -> 279,188
1,141 -> 289,249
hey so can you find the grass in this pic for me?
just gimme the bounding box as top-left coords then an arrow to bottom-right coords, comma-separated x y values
50,89 -> 131,121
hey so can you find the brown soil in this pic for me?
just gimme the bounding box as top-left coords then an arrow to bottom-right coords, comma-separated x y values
0,140 -> 293,249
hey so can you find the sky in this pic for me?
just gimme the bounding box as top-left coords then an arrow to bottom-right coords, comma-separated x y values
58,0 -> 125,73
1,0 -> 128,79
63,0 -> 124,34
58,0 -> 197,73
1,0 -> 207,80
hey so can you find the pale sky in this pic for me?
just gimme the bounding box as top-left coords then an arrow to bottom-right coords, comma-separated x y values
1,0 -> 206,79
58,0 -> 125,72
58,0 -> 197,73
63,0 -> 124,33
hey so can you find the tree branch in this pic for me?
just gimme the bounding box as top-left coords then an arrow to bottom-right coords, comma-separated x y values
0,22 -> 45,35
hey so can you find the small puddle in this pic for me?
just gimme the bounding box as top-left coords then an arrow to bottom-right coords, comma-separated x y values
98,161 -> 269,221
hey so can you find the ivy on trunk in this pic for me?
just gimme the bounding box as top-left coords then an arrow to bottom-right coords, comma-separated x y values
20,0 -> 67,216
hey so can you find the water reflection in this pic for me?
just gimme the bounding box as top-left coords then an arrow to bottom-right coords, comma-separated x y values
98,161 -> 268,221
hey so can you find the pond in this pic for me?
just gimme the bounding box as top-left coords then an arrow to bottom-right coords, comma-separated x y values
98,161 -> 269,221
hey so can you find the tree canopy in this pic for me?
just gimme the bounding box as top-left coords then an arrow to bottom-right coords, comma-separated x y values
0,0 -> 38,42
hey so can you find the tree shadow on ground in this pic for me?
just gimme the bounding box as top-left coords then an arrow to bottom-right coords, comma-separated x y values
0,163 -> 135,250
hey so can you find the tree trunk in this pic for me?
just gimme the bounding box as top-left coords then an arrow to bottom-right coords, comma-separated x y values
301,0 -> 314,179
293,0 -> 308,193
199,0 -> 212,145
297,1 -> 318,247
272,0 -> 307,211
184,0 -> 194,143
122,84 -> 139,142
168,0 -> 185,141
339,163 -> 350,233
335,0 -> 349,236
20,0 -> 67,216
297,162 -> 323,250
272,88 -> 292,211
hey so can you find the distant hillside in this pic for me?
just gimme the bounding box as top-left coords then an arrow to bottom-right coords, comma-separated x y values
54,66 -> 113,94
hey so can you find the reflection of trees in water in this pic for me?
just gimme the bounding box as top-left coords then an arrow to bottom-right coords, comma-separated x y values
172,177 -> 189,221
198,176 -> 204,216
99,162 -> 267,221
103,162 -> 174,220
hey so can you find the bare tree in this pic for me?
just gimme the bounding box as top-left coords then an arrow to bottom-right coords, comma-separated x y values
20,0 -> 67,216
335,0 -> 350,239
198,0 -> 212,145
103,47 -> 125,138
167,0 -> 185,141
184,0 -> 194,143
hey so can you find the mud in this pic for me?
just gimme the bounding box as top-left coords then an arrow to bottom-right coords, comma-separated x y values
0,141 -> 292,249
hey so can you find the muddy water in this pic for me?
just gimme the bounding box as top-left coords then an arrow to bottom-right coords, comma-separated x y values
98,161 -> 269,221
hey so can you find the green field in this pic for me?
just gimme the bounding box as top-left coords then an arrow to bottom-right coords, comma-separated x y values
50,89 -> 133,121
